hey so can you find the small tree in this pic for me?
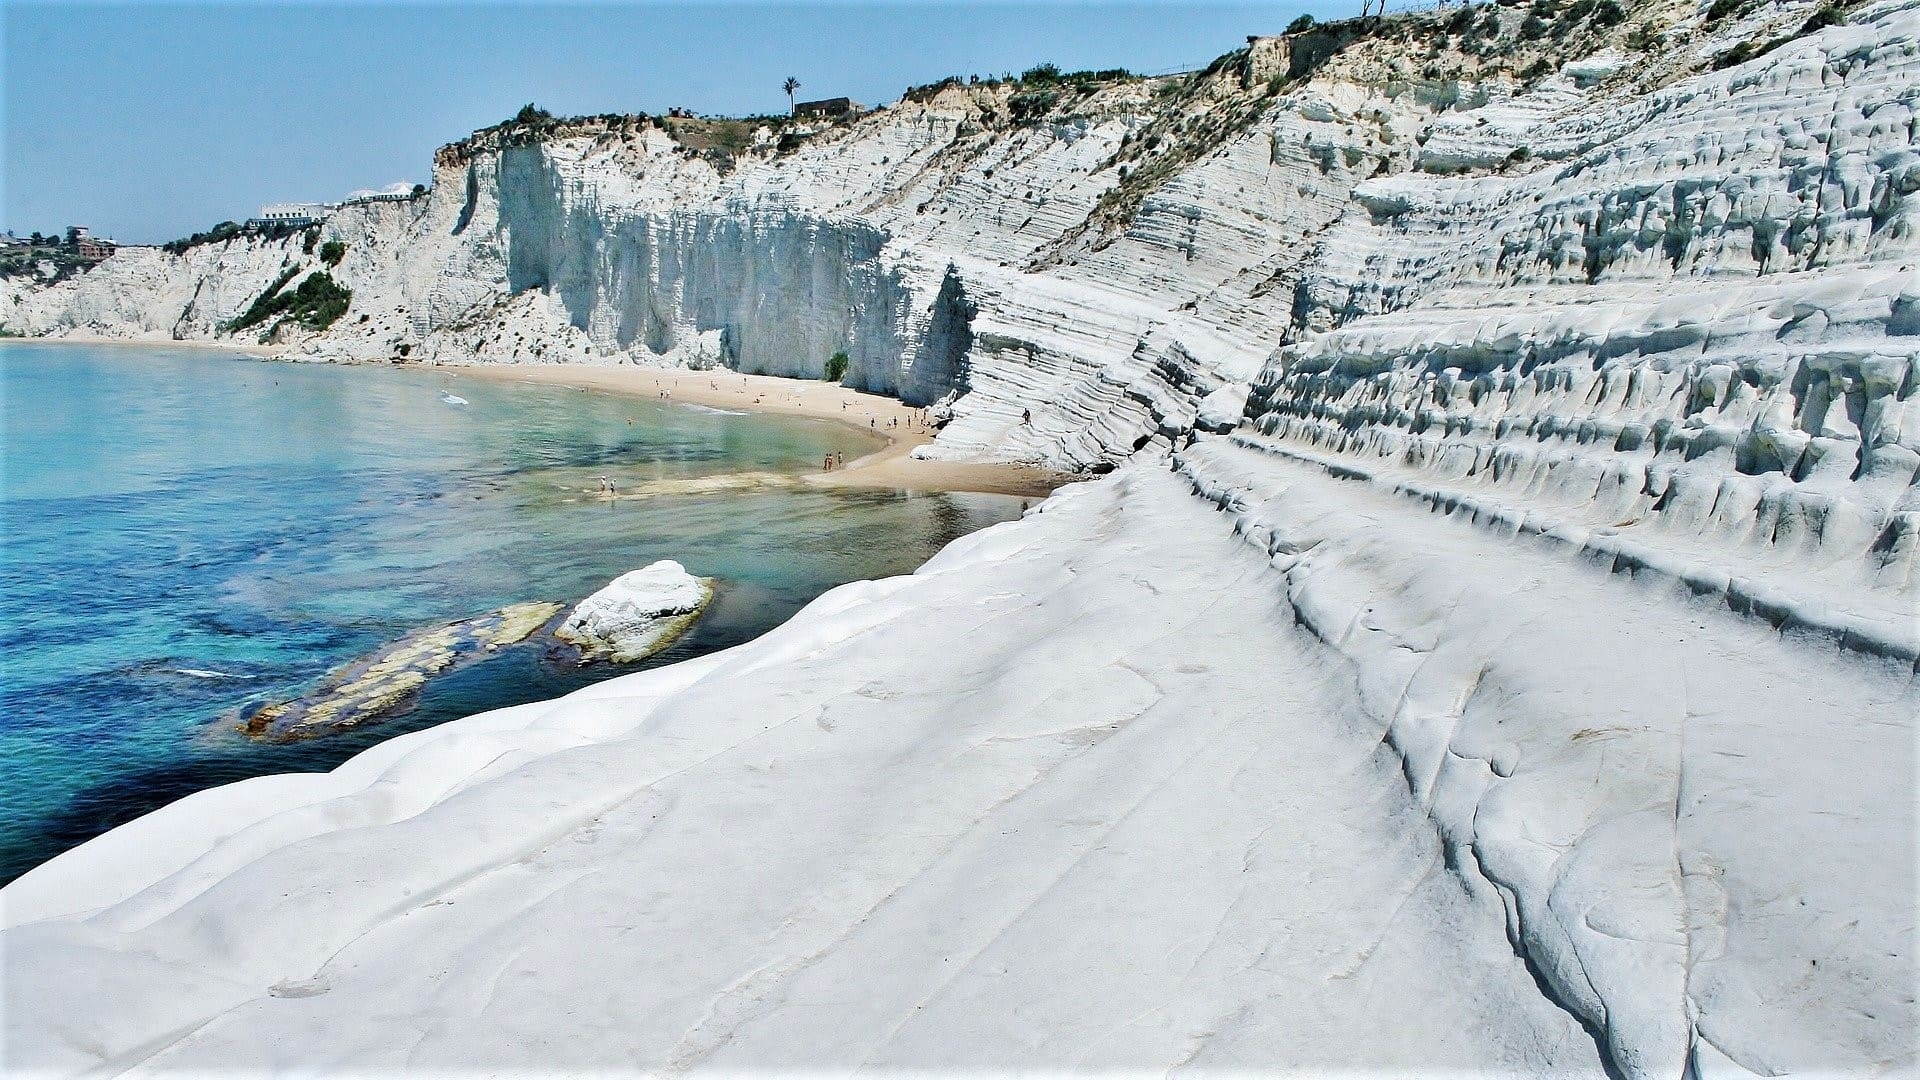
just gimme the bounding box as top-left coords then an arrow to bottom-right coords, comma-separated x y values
319,240 -> 347,267
1285,13 -> 1316,33
784,76 -> 801,113
824,350 -> 849,382
1020,62 -> 1062,85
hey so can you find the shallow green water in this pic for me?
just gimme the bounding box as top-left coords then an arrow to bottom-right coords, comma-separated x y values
0,344 -> 1027,883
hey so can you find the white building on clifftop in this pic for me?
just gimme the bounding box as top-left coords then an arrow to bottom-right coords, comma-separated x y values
247,203 -> 331,229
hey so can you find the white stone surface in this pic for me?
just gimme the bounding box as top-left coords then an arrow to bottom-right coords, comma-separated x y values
4,458 -> 1912,1077
3,3 -> 1917,1075
556,560 -> 711,661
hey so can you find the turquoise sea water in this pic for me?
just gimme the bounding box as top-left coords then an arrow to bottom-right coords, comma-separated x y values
0,344 -> 1025,884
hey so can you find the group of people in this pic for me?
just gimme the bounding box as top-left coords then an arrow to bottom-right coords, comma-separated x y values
596,475 -> 618,496
821,451 -> 846,472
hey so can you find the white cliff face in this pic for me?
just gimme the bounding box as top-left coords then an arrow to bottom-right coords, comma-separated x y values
4,2 -> 1917,1076
1249,0 -> 1920,647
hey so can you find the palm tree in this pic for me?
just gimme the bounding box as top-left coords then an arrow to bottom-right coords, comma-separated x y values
784,76 -> 802,114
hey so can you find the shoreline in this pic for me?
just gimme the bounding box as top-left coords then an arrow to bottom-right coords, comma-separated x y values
0,334 -> 292,358
444,363 -> 1077,499
5,339 -> 1076,498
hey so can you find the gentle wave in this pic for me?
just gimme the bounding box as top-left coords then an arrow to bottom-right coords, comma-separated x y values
679,403 -> 749,416
171,668 -> 254,680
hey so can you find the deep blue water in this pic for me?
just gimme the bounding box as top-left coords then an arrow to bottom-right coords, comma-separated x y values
0,344 -> 1025,884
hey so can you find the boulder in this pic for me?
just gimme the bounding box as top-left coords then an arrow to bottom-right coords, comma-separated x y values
557,561 -> 713,662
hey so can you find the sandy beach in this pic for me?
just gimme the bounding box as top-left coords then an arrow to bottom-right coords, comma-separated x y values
447,363 -> 1077,498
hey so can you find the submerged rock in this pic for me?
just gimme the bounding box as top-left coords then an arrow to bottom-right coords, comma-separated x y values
242,602 -> 563,741
555,561 -> 712,663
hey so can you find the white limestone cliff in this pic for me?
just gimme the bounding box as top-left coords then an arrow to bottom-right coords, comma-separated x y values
3,0 -> 1915,1075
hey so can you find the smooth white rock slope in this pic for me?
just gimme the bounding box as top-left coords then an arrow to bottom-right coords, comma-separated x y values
3,1 -> 1916,1075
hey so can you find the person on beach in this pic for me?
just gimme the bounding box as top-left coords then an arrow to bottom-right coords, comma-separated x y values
835,451 -> 844,468
823,454 -> 832,472
1023,409 -> 1032,425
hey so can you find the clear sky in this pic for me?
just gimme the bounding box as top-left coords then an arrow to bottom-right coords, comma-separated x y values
3,1 -> 1345,244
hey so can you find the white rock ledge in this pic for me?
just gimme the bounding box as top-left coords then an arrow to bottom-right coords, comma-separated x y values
556,560 -> 712,662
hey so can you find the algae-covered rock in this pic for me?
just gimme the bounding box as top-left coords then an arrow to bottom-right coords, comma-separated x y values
242,601 -> 564,741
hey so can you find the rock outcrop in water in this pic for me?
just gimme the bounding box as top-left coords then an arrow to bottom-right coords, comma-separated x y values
3,0 -> 1916,1075
241,602 -> 563,740
555,561 -> 712,662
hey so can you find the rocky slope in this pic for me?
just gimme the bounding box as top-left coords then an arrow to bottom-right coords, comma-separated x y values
4,0 -> 1916,1075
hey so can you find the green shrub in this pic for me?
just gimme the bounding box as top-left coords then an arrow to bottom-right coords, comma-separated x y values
824,350 -> 850,382
1713,39 -> 1757,68
1008,90 -> 1059,122
706,120 -> 753,153
301,227 -> 320,254
162,220 -> 242,256
319,240 -> 347,267
1591,0 -> 1626,27
903,76 -> 963,103
1706,0 -> 1743,21
1520,14 -> 1550,39
1800,4 -> 1845,32
228,270 -> 352,332
1285,13 -> 1316,34
1020,62 -> 1061,85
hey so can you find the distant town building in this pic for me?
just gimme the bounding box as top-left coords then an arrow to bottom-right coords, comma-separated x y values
65,225 -> 90,245
792,97 -> 856,119
76,236 -> 116,260
246,203 -> 331,229
342,190 -> 413,206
